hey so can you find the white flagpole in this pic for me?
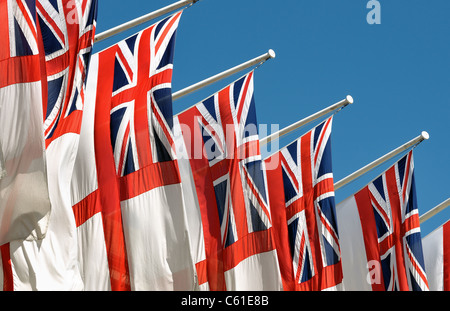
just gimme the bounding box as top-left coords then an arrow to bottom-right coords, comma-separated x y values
334,131 -> 430,191
259,95 -> 354,146
420,198 -> 450,224
172,49 -> 276,101
94,0 -> 198,43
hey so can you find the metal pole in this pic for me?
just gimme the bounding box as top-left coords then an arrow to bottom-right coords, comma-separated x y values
172,49 -> 276,101
259,95 -> 353,146
94,0 -> 197,43
420,198 -> 450,224
334,131 -> 430,191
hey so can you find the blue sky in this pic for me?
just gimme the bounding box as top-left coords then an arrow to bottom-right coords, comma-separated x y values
94,0 -> 450,236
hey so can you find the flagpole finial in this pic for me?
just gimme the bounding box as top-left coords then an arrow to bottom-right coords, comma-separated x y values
334,130 -> 430,191
94,0 -> 196,43
173,50 -> 276,102
346,95 -> 354,104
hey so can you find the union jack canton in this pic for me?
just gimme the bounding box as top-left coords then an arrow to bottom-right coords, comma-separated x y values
1,0 -> 40,62
267,117 -> 343,291
110,12 -> 180,177
176,71 -> 280,290
358,151 -> 429,291
38,0 -> 98,146
71,11 -> 184,291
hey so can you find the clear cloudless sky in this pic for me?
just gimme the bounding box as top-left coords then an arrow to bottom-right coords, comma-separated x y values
93,0 -> 450,236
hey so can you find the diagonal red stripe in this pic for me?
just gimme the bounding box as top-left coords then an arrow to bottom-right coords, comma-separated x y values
36,1 -> 65,43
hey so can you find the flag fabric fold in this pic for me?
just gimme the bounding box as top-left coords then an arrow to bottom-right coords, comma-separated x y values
0,0 -> 98,290
0,0 -> 51,247
71,11 -> 196,291
173,71 -> 282,291
265,116 -> 343,291
337,151 -> 429,291
0,145 -> 5,179
422,220 -> 450,291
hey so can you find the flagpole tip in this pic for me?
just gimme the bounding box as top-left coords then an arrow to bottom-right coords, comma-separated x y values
421,131 -> 430,140
268,49 -> 276,59
346,95 -> 354,104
